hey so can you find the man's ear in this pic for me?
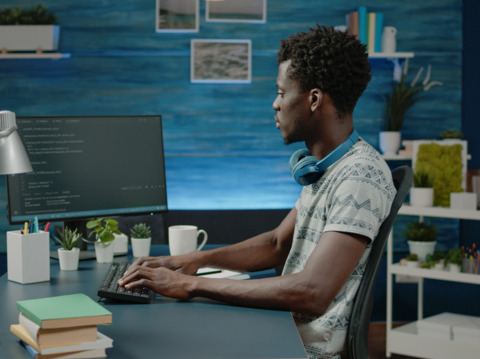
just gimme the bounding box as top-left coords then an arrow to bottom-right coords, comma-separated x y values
309,88 -> 323,112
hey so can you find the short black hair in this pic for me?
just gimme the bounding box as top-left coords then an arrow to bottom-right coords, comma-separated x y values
277,25 -> 371,118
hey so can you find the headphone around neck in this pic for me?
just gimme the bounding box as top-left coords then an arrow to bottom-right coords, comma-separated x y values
289,129 -> 360,186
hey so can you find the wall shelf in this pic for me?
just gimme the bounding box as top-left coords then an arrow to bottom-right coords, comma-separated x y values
0,52 -> 70,60
368,52 -> 415,59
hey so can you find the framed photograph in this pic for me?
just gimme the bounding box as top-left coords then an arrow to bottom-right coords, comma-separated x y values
191,39 -> 252,84
156,0 -> 199,33
206,0 -> 266,23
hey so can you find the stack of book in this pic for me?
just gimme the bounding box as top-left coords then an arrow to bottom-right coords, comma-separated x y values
346,6 -> 384,54
10,293 -> 113,359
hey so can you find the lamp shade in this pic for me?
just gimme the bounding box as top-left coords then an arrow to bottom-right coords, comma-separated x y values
0,111 -> 33,175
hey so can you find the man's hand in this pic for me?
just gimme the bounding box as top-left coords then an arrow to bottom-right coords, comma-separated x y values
122,254 -> 201,278
118,265 -> 195,300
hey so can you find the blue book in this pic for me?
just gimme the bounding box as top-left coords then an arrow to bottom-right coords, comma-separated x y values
375,13 -> 384,52
357,6 -> 368,45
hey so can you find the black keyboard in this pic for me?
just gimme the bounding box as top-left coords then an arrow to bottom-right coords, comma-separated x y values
98,262 -> 154,304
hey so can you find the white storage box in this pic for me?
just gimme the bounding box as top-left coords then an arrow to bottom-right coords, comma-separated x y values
7,230 -> 50,284
0,25 -> 60,52
417,312 -> 468,340
453,315 -> 480,344
450,192 -> 477,211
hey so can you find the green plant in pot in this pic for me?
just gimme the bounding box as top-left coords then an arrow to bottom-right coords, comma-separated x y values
410,163 -> 435,207
53,227 -> 81,270
444,248 -> 463,272
0,4 -> 60,53
404,221 -> 437,262
86,218 -> 121,263
378,61 -> 442,156
130,223 -> 152,258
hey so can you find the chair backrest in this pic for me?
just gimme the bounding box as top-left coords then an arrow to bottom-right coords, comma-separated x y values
347,165 -> 412,359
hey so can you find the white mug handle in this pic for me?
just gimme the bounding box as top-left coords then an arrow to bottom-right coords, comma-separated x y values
196,229 -> 208,251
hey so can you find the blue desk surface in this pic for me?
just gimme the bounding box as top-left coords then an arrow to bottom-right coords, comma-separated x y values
1,245 -> 306,358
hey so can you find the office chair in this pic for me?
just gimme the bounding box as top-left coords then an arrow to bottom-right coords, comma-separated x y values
347,165 -> 412,359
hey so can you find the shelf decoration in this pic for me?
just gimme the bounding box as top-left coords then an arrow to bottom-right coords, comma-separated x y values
413,140 -> 466,207
206,0 -> 267,24
0,5 -> 60,54
156,0 -> 199,33
190,39 -> 252,84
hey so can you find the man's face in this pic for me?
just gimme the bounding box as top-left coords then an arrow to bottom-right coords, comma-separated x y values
272,61 -> 310,145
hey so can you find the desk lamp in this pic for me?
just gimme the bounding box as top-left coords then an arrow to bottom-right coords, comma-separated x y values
0,110 -> 33,174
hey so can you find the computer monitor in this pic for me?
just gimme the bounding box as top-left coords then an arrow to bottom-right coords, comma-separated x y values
6,115 -> 168,238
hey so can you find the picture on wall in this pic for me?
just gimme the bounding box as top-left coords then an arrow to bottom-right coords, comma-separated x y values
206,0 -> 266,23
156,0 -> 199,32
191,39 -> 252,84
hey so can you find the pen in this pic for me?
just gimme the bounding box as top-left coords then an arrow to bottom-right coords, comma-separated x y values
24,222 -> 29,234
44,222 -> 51,232
34,216 -> 39,233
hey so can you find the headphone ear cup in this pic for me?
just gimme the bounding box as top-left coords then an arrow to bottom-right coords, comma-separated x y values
289,149 -> 323,186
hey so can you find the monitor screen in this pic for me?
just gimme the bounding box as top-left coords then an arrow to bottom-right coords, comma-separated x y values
6,115 -> 168,225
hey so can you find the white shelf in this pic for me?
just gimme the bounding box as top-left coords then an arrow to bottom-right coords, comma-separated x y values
399,204 -> 480,220
389,322 -> 480,359
391,263 -> 480,284
368,52 -> 415,58
0,52 -> 70,60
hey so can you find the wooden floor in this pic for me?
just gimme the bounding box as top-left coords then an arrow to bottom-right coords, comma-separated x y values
368,322 -> 421,359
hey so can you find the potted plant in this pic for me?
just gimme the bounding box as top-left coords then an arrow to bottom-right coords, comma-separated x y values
379,60 -> 442,156
404,221 -> 437,262
0,4 -> 59,53
439,129 -> 463,140
444,248 -> 463,272
53,227 -> 81,271
404,253 -> 419,268
410,166 -> 434,207
86,218 -> 121,263
130,223 -> 152,257
426,251 -> 446,270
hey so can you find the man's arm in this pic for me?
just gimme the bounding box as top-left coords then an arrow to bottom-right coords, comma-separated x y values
119,227 -> 368,316
122,208 -> 297,277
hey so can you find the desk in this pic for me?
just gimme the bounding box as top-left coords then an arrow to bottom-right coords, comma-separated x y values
0,245 -> 306,358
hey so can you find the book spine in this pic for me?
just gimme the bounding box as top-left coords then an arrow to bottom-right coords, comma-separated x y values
357,6 -> 367,45
374,13 -> 384,52
346,11 -> 359,39
368,12 -> 376,53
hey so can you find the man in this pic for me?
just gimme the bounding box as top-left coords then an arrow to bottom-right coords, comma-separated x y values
119,25 -> 396,359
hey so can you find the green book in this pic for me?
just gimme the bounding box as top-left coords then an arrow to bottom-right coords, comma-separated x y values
16,293 -> 112,329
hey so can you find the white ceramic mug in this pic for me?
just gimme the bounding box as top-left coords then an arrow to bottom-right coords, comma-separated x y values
381,26 -> 397,53
168,225 -> 208,256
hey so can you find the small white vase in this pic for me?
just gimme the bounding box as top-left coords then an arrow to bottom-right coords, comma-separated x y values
379,131 -> 401,156
410,187 -> 434,207
94,241 -> 115,263
58,248 -> 80,271
407,241 -> 436,262
131,237 -> 152,257
113,233 -> 128,255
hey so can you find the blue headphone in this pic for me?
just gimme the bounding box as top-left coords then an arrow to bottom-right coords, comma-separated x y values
289,129 -> 360,186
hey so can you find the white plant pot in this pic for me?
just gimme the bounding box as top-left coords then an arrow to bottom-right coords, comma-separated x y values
0,25 -> 60,52
58,248 -> 80,271
405,260 -> 419,268
131,237 -> 152,257
448,263 -> 461,273
379,131 -> 401,156
407,240 -> 436,262
113,233 -> 128,255
410,187 -> 434,207
94,241 -> 115,263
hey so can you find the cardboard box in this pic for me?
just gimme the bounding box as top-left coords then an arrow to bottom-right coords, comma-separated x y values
7,230 -> 50,284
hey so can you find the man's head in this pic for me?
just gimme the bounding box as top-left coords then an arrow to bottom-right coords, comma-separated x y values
277,25 -> 371,118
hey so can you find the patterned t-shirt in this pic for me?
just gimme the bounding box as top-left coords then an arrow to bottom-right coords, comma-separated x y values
282,139 -> 396,359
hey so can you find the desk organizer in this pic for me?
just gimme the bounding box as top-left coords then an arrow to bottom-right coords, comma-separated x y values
7,230 -> 50,284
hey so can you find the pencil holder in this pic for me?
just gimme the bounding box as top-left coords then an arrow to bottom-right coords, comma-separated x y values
7,230 -> 50,284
